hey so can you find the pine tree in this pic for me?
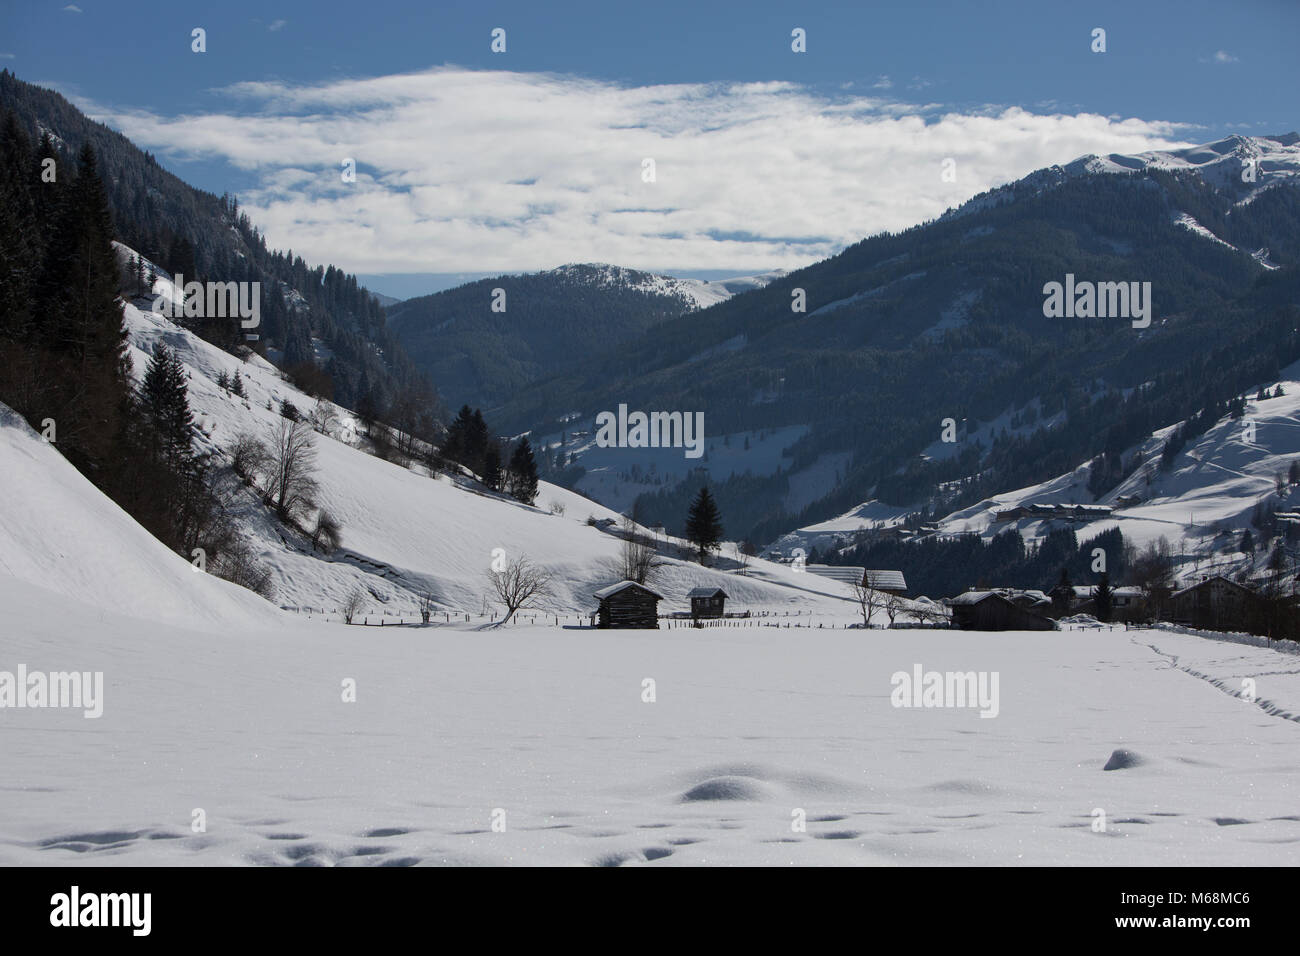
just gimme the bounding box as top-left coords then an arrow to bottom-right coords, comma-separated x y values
33,143 -> 130,473
140,343 -> 193,467
483,443 -> 502,491
1241,529 -> 1255,554
685,486 -> 724,563
230,371 -> 245,398
506,437 -> 538,504
1094,572 -> 1113,622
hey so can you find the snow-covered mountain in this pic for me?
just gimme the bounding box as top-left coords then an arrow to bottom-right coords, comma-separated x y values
547,262 -> 786,310
387,262 -> 784,410
943,133 -> 1300,222
784,359 -> 1300,591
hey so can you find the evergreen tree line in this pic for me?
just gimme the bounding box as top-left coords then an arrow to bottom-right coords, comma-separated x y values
822,526 -> 1129,600
0,72 -> 427,418
442,405 -> 539,505
0,115 -> 271,597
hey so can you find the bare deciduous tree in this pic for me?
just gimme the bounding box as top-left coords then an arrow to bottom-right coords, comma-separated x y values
611,518 -> 664,585
268,418 -> 319,522
310,398 -> 336,436
419,591 -> 436,625
487,554 -> 554,625
311,510 -> 342,553
341,588 -> 365,624
884,592 -> 906,627
229,431 -> 271,484
851,581 -> 888,629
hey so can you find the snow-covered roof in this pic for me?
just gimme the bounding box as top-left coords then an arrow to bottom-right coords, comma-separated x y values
864,570 -> 907,590
686,587 -> 727,599
950,590 -> 999,606
594,580 -> 664,601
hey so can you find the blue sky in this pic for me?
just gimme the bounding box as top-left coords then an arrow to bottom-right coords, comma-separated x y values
3,0 -> 1297,298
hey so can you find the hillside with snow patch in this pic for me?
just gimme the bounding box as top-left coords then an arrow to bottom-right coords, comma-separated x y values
112,261 -> 858,622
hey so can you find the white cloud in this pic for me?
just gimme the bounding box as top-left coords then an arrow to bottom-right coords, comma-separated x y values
0,54 -> 15,60
1211,50 -> 1238,63
79,67 -> 1196,275
268,19 -> 287,32
62,4 -> 83,12
872,75 -> 892,90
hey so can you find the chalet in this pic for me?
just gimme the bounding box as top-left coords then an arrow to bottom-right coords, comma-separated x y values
594,581 -> 663,629
949,591 -> 1058,631
1168,576 -> 1257,629
687,586 -> 727,620
863,570 -> 908,595
1115,494 -> 1145,508
994,506 -> 1029,522
1061,584 -> 1145,616
1076,504 -> 1114,519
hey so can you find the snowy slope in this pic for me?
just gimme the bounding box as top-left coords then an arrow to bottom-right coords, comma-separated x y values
0,402 -> 284,631
936,366 -> 1300,582
118,279 -> 854,621
784,359 -> 1300,587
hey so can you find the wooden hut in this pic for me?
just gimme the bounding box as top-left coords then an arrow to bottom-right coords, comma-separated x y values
949,591 -> 1058,631
687,586 -> 727,620
594,581 -> 663,629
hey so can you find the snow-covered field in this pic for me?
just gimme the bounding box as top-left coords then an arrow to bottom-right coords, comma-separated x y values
4,570 -> 1299,866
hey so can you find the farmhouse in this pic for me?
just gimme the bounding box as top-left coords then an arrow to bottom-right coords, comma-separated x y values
687,586 -> 727,620
1168,576 -> 1257,629
594,581 -> 663,629
949,591 -> 1058,631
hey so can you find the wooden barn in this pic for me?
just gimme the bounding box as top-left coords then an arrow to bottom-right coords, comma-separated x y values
1168,576 -> 1257,629
687,586 -> 727,620
949,590 -> 1058,631
594,581 -> 663,629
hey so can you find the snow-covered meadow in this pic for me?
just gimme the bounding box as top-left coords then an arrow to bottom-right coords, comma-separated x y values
3,252 -> 1299,867
4,573 -> 1299,866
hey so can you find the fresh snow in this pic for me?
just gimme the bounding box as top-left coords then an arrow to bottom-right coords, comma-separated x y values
4,575 -> 1300,866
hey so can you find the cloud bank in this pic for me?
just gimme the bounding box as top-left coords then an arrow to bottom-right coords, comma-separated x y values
84,67 -> 1196,275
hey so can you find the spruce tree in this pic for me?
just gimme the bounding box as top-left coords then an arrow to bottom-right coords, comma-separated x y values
483,443 -> 502,491
685,486 -> 724,563
34,143 -> 129,473
1094,572 -> 1113,623
507,437 -> 538,504
140,343 -> 193,468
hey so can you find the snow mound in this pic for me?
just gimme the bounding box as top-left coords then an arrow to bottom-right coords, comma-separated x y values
1102,749 -> 1145,771
0,402 -> 283,631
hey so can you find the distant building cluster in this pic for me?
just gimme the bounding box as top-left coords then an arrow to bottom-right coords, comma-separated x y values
993,502 -> 1114,523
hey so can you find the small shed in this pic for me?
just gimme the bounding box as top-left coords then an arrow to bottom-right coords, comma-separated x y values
687,586 -> 727,620
950,591 -> 1058,631
594,581 -> 663,629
